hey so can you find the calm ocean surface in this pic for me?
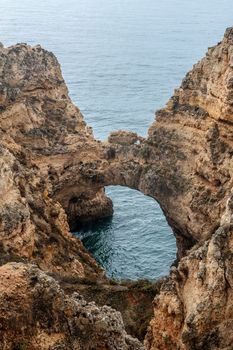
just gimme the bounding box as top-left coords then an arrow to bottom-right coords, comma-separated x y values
1,0 -> 233,279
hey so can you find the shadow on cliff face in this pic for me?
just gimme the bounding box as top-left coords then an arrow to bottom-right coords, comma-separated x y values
2,27 -> 233,348
58,272 -> 165,341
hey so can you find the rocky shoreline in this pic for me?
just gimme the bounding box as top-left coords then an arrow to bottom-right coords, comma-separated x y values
0,28 -> 233,349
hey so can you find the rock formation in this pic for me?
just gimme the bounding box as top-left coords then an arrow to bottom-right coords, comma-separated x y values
0,27 -> 233,349
0,42 -> 112,278
0,262 -> 143,350
0,43 -> 143,349
143,28 -> 233,350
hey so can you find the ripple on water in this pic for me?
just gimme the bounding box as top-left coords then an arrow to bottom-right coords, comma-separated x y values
75,186 -> 176,280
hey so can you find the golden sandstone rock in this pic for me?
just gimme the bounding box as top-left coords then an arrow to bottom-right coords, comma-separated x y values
0,27 -> 233,349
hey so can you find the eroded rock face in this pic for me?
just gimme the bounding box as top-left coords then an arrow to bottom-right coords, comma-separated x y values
143,28 -> 233,350
103,27 -> 233,259
0,27 -> 233,350
0,43 -> 112,279
145,216 -> 233,350
0,42 -> 144,348
0,262 -> 144,350
108,130 -> 142,145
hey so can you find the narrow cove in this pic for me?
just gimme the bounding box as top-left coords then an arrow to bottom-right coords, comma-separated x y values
74,185 -> 176,280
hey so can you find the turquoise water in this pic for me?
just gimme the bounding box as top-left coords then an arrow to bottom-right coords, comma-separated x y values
1,0 -> 233,279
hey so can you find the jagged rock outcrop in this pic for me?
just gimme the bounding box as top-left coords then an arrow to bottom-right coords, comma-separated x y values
145,223 -> 233,350
0,27 -> 233,350
0,42 -> 145,348
143,28 -> 233,349
61,277 -> 161,341
0,262 -> 143,350
0,43 -> 112,278
102,27 -> 233,259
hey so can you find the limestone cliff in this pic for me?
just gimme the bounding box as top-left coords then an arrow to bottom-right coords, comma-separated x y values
0,262 -> 143,350
0,27 -> 233,350
0,41 -> 147,349
0,43 -> 112,279
142,28 -> 233,349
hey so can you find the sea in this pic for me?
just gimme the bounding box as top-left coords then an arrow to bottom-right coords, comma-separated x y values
1,0 -> 233,280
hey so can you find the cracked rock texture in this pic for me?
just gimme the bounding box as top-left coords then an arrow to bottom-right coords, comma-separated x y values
0,42 -> 111,278
0,42 -> 145,349
143,28 -> 233,350
0,27 -> 233,349
0,262 -> 143,350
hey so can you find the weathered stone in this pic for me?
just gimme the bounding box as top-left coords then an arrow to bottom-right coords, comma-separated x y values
108,130 -> 140,145
0,263 -> 144,350
0,26 -> 233,350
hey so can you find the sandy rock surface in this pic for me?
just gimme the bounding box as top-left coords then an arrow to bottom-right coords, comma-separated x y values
0,27 -> 233,349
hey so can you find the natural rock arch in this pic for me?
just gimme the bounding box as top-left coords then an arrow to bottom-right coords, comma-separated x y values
1,32 -> 232,263
0,28 -> 233,349
1,42 -> 229,264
